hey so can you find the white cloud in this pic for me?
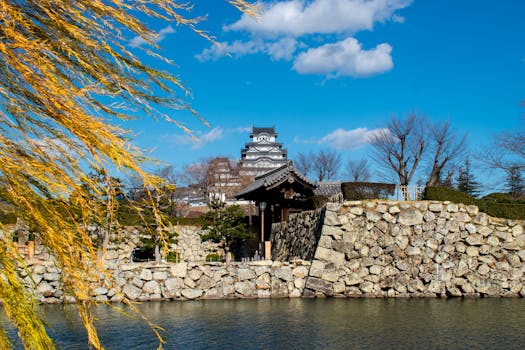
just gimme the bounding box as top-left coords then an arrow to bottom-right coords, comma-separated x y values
292,37 -> 393,77
196,40 -> 261,61
196,37 -> 298,62
129,25 -> 175,48
266,37 -> 299,60
297,127 -> 388,150
391,14 -> 406,23
196,0 -> 412,79
226,0 -> 412,37
235,126 -> 252,133
170,126 -> 251,149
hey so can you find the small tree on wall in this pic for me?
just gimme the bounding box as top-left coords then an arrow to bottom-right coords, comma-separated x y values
200,197 -> 252,264
456,158 -> 481,197
506,165 -> 524,198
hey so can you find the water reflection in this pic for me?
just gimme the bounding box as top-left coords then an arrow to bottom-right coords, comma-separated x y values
1,298 -> 524,349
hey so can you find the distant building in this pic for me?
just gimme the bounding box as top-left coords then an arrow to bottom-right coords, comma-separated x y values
239,126 -> 288,177
207,157 -> 242,200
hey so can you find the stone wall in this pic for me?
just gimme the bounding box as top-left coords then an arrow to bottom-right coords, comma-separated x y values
171,225 -> 221,261
23,259 -> 310,303
304,201 -> 525,298
9,200 -> 525,303
87,225 -> 220,263
270,207 -> 325,261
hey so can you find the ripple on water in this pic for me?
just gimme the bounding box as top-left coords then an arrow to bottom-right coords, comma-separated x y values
1,298 -> 524,349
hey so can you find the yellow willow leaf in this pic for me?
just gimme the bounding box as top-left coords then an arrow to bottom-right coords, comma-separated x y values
0,1 -> 256,349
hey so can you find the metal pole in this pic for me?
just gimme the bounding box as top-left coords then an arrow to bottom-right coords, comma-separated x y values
261,210 -> 265,242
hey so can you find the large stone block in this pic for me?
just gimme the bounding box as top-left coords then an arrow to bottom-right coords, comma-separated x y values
37,281 -> 55,297
197,275 -> 215,290
322,225 -> 342,237
512,225 -> 523,237
314,247 -> 345,267
321,270 -> 339,282
292,266 -> 309,279
466,234 -> 483,246
139,269 -> 152,281
203,288 -> 223,299
181,288 -> 203,300
122,284 -> 142,300
365,211 -> 381,222
428,203 -> 443,212
325,211 -> 341,226
271,279 -> 288,297
305,277 -> 333,296
43,273 -> 60,282
153,271 -> 168,281
398,210 -> 423,226
237,268 -> 256,281
275,267 -> 293,282
235,281 -> 256,296
187,268 -> 203,281
170,263 -> 187,278
406,246 -> 421,256
350,207 -> 364,215
165,277 -> 184,291
142,280 -> 161,294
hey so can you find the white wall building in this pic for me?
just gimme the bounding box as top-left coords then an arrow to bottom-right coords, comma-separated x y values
239,127 -> 288,177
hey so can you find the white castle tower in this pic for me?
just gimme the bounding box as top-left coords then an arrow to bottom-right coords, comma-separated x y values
239,126 -> 288,176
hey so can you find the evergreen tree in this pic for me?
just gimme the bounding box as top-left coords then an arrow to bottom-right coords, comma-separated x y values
456,158 -> 481,197
201,197 -> 252,264
506,165 -> 524,198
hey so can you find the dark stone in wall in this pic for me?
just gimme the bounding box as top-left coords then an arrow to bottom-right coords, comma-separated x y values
270,207 -> 326,261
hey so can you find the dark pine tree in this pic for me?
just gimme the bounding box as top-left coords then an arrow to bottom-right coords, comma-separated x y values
506,165 -> 524,198
456,158 -> 481,197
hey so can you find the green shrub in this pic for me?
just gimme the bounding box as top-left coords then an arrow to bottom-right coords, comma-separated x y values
205,253 -> 222,262
425,187 -> 525,220
342,182 -> 395,200
166,251 -> 180,263
172,217 -> 202,226
0,211 -> 18,225
424,186 -> 477,205
478,193 -> 525,220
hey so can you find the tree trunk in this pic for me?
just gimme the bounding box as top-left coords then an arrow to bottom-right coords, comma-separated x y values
224,245 -> 231,266
155,243 -> 161,263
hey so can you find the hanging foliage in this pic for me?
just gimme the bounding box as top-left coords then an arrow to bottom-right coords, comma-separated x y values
0,1 -> 255,349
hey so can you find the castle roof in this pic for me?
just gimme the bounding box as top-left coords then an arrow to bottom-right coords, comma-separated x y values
251,126 -> 276,136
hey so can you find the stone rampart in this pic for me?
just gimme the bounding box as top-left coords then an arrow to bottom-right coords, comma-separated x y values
304,201 -> 525,298
9,200 -> 525,303
270,207 -> 325,261
23,259 -> 310,303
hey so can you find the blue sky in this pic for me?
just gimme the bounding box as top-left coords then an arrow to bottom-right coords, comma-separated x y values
124,0 -> 524,191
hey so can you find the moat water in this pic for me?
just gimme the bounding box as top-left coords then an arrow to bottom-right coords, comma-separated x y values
1,298 -> 524,349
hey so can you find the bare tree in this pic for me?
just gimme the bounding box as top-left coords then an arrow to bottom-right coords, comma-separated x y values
314,149 -> 341,181
505,164 -> 524,198
490,119 -> 525,168
156,165 -> 178,185
370,114 -> 426,187
154,165 -> 180,217
181,157 -> 244,201
295,151 -> 315,178
181,158 -> 213,199
344,158 -> 371,182
426,121 -> 467,187
481,110 -> 525,188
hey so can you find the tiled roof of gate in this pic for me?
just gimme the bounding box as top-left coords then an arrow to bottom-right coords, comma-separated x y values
236,161 -> 316,198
